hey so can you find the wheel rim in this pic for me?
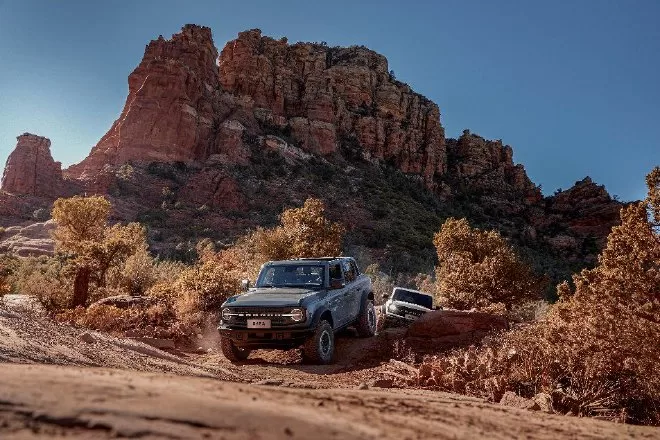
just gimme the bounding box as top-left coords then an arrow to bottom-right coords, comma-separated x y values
320,330 -> 331,357
367,304 -> 376,331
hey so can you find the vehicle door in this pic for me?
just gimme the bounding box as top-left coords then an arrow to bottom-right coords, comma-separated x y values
327,261 -> 350,327
341,259 -> 361,323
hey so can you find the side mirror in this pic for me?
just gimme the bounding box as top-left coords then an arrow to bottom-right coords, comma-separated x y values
330,279 -> 344,289
382,293 -> 390,300
241,279 -> 250,292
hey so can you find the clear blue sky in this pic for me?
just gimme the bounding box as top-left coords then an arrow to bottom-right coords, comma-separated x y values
1,0 -> 658,201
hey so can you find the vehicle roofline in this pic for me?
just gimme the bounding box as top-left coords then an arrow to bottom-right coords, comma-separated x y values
392,286 -> 433,297
264,257 -> 352,265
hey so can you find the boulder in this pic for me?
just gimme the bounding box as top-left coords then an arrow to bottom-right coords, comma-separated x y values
500,391 -> 540,411
406,309 -> 508,339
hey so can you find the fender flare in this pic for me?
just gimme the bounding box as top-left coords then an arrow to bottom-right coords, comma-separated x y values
310,306 -> 334,329
357,290 -> 375,315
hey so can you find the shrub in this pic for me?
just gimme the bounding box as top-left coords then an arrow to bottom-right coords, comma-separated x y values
110,248 -> 157,295
0,255 -> 18,296
57,303 -> 178,336
433,218 -> 543,311
11,256 -> 70,309
147,241 -> 242,329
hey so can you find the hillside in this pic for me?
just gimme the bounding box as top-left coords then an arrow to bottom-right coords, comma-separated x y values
0,25 -> 622,286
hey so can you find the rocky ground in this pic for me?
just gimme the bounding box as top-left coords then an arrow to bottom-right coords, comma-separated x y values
1,297 -> 658,439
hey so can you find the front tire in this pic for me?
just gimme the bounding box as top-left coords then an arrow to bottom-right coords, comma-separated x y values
302,320 -> 335,364
355,300 -> 377,337
220,336 -> 251,362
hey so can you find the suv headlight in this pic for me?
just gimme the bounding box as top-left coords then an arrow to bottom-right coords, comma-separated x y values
388,304 -> 398,313
290,308 -> 305,322
221,308 -> 232,321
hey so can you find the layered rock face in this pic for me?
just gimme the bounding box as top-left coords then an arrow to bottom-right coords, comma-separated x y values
1,134 -> 64,197
445,131 -> 541,203
542,177 -> 622,241
67,25 -> 241,178
219,29 -> 446,186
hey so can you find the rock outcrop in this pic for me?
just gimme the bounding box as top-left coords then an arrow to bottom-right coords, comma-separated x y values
407,309 -> 509,339
403,310 -> 509,355
534,177 -> 623,260
544,177 -> 622,239
66,25 -> 249,178
445,131 -> 541,203
219,29 -> 446,186
1,134 -> 64,197
0,220 -> 56,256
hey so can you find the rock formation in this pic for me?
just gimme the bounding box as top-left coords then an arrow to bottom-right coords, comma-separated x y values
541,177 -> 622,248
66,25 -> 251,178
219,29 -> 446,187
445,131 -> 542,203
0,24 -> 624,278
0,220 -> 56,256
1,134 -> 64,197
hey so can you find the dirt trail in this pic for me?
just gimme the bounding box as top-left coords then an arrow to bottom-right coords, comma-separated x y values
3,364 -> 659,440
1,298 -> 658,439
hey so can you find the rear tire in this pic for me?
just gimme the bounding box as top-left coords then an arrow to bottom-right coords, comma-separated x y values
302,320 -> 335,364
355,300 -> 377,337
220,336 -> 251,362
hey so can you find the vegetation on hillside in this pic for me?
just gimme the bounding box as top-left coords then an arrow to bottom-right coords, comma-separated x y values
14,197 -> 345,336
416,167 -> 660,425
2,167 -> 657,425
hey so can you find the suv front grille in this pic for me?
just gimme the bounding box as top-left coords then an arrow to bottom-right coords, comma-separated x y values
390,305 -> 426,318
223,307 -> 298,327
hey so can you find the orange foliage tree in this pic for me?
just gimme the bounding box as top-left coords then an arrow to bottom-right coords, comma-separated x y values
432,218 -> 542,311
52,196 -> 148,307
253,198 -> 345,262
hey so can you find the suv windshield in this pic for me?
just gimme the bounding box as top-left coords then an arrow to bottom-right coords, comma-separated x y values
256,264 -> 325,288
392,288 -> 433,309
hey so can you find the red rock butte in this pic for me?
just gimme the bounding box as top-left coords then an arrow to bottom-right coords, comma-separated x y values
63,25 -> 450,187
1,133 -> 64,197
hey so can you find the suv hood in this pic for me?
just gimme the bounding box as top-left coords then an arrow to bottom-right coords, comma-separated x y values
387,299 -> 432,312
225,288 -> 320,307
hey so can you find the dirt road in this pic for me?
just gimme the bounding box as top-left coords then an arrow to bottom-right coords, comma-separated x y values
1,299 -> 658,439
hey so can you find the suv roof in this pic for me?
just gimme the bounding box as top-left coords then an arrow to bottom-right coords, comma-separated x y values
393,287 -> 433,297
265,257 -> 352,265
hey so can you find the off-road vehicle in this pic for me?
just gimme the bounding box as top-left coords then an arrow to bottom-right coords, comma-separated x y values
381,287 -> 439,327
218,257 -> 376,364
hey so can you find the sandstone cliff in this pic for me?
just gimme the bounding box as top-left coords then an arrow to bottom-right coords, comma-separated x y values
540,177 -> 623,255
219,29 -> 446,187
445,131 -> 541,203
66,25 -> 253,179
1,133 -> 64,197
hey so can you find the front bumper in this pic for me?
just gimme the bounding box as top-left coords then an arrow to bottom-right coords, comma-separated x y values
383,311 -> 419,322
218,326 -> 314,349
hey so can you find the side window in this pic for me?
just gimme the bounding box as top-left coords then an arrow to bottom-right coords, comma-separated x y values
350,261 -> 360,277
342,261 -> 356,283
329,263 -> 343,280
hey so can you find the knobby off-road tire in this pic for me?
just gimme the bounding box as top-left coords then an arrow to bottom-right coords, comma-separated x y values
220,336 -> 251,362
302,320 -> 335,364
355,299 -> 377,337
